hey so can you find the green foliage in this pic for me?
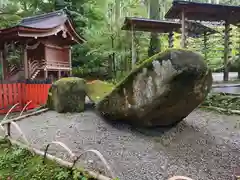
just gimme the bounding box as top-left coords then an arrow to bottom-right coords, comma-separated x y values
202,92 -> 240,111
0,139 -> 98,180
0,144 -> 69,180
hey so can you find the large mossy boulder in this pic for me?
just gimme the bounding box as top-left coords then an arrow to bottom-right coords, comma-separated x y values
96,49 -> 213,127
47,77 -> 86,113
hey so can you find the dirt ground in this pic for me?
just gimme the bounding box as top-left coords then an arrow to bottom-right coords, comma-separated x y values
6,109 -> 240,180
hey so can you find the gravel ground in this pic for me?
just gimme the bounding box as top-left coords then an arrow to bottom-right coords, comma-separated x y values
7,109 -> 240,180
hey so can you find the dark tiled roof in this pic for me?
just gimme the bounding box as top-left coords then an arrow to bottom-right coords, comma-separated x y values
165,0 -> 240,25
0,9 -> 85,44
19,10 -> 68,29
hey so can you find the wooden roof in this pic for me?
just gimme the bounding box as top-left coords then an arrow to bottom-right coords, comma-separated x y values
165,1 -> 240,25
0,10 -> 85,44
121,17 -> 217,37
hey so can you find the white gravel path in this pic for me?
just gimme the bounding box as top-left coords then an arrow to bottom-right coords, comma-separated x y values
9,109 -> 240,180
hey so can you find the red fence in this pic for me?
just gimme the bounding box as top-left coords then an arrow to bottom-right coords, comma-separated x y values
0,80 -> 51,114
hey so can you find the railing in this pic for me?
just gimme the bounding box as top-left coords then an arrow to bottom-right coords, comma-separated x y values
6,64 -> 22,78
45,60 -> 70,69
28,60 -> 45,79
29,60 -> 39,77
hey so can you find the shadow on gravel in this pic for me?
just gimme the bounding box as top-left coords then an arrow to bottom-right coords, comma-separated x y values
96,110 -> 189,138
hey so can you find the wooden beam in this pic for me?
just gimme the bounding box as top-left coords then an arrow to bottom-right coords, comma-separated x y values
46,67 -> 71,70
23,45 -> 28,79
203,32 -> 208,60
131,25 -> 136,69
44,69 -> 48,79
58,70 -> 61,79
223,21 -> 230,81
0,50 -> 4,81
168,32 -> 174,48
180,10 -> 187,48
3,43 -> 8,80
69,47 -> 72,76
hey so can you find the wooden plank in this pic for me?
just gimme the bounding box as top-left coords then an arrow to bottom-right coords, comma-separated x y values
0,51 -> 4,80
0,83 -> 4,111
181,10 -> 187,48
23,46 -> 28,79
223,21 -> 230,81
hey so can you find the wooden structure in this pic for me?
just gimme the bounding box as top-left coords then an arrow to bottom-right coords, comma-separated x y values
165,0 -> 240,81
121,17 -> 217,67
0,10 -> 85,81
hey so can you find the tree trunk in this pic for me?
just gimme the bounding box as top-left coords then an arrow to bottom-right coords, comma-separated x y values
148,0 -> 160,57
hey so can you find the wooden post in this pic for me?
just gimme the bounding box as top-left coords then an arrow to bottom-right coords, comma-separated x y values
7,123 -> 11,137
69,47 -> 72,76
180,10 -> 187,48
3,43 -> 8,80
168,32 -> 174,48
223,21 -> 230,81
203,32 -> 208,61
23,46 -> 28,79
238,24 -> 240,79
0,50 -> 4,81
131,25 -> 136,69
58,70 -> 61,79
44,69 -> 48,79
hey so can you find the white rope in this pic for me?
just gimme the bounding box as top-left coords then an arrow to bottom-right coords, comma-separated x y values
19,101 -> 32,117
73,149 -> 116,178
9,122 -> 29,145
44,141 -> 76,160
3,103 -> 19,121
168,176 -> 194,180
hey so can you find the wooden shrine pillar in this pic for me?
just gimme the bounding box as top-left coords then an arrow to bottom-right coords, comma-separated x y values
58,70 -> 61,79
44,69 -> 48,79
203,32 -> 208,60
168,32 -> 174,48
223,20 -> 231,81
131,25 -> 136,69
0,50 -> 4,81
69,47 -> 72,76
180,9 -> 188,48
2,43 -> 8,80
23,45 -> 29,79
238,24 -> 240,79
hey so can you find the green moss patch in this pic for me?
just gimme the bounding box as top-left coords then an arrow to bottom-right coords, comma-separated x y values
0,139 -> 96,180
202,92 -> 240,110
86,80 -> 114,103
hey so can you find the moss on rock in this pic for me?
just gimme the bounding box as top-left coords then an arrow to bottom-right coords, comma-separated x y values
47,77 -> 86,113
86,80 -> 114,103
97,49 -> 212,127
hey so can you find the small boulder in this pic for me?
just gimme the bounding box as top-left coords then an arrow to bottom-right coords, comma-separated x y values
47,77 -> 86,113
97,49 -> 212,127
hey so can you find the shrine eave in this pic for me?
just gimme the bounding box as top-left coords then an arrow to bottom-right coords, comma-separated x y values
0,10 -> 86,44
165,1 -> 240,25
121,17 -> 217,36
